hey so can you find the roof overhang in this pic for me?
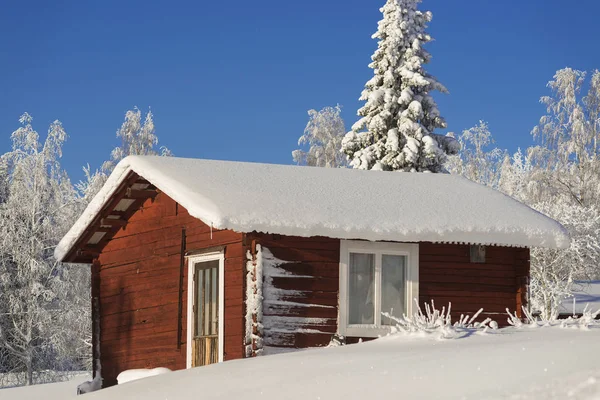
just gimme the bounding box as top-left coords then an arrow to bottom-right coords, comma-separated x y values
55,156 -> 571,264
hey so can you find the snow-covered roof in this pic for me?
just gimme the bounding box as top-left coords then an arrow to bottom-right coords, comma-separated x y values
55,156 -> 570,262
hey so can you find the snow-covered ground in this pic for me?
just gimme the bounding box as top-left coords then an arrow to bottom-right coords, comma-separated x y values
3,327 -> 600,400
560,281 -> 600,315
0,374 -> 89,399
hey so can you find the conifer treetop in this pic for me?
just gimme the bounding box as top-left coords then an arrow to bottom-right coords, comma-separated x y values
342,0 -> 457,172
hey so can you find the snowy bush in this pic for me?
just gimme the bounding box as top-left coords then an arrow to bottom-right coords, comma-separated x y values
327,334 -> 346,347
506,305 -> 600,330
560,304 -> 600,330
384,300 -> 497,340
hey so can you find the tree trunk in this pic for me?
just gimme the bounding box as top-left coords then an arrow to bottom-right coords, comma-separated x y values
26,354 -> 33,386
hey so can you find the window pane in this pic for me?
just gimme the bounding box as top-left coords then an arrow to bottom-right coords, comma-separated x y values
204,268 -> 211,336
212,267 -> 218,335
381,255 -> 406,325
194,260 -> 219,337
348,253 -> 375,325
195,268 -> 204,336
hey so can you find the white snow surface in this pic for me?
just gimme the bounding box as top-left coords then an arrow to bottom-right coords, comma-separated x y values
55,156 -> 569,261
5,327 -> 600,400
116,368 -> 171,384
1,374 -> 89,399
560,281 -> 600,315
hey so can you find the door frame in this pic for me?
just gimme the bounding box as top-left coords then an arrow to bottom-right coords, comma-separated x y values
186,251 -> 225,368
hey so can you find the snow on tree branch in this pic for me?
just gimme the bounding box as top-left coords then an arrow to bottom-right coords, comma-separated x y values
0,114 -> 89,386
342,0 -> 457,172
292,105 -> 348,168
102,107 -> 172,175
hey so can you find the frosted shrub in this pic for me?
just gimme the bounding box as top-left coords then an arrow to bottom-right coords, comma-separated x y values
506,307 -> 538,328
560,304 -> 600,329
384,300 -> 496,340
506,305 -> 600,329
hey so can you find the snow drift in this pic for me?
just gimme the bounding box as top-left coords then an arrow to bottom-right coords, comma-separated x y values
4,326 -> 600,400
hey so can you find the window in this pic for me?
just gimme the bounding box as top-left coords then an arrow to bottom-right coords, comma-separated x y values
339,241 -> 419,337
470,245 -> 486,263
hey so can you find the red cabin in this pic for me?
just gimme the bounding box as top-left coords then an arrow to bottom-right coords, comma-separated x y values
56,156 -> 569,387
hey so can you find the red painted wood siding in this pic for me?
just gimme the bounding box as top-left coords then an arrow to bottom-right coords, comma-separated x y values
249,234 -> 341,350
249,237 -> 530,348
96,192 -> 244,386
93,195 -> 530,384
419,243 -> 530,323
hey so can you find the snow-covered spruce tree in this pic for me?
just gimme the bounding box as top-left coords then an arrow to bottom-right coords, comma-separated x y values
0,114 -> 80,385
292,105 -> 348,168
101,107 -> 172,175
342,0 -> 458,172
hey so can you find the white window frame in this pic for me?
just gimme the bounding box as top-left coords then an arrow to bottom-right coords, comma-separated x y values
339,240 -> 419,337
186,251 -> 225,368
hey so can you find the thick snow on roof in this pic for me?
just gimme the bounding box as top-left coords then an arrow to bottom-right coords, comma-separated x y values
55,156 -> 569,261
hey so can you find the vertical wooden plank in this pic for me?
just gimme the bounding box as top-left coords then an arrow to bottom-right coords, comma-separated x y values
208,267 -> 213,336
177,228 -> 186,349
91,259 -> 101,383
515,247 -> 530,318
191,339 -> 196,368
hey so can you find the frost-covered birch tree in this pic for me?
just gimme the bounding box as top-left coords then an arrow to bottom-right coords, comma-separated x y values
0,114 -> 80,385
101,107 -> 172,175
74,107 -> 173,204
524,68 -> 600,318
529,68 -> 600,208
292,105 -> 348,168
446,121 -> 504,188
342,0 -> 457,172
528,202 -> 600,320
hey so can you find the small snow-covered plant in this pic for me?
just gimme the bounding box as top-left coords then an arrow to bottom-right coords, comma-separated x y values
327,334 -> 346,348
384,300 -> 496,340
559,304 -> 600,330
506,305 -> 600,330
505,307 -> 538,328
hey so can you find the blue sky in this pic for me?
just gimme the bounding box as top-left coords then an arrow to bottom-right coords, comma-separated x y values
1,0 -> 599,182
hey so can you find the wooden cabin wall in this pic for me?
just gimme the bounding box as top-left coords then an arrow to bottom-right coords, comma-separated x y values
248,237 -> 529,349
249,233 -> 341,350
95,192 -> 244,387
419,243 -> 530,323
